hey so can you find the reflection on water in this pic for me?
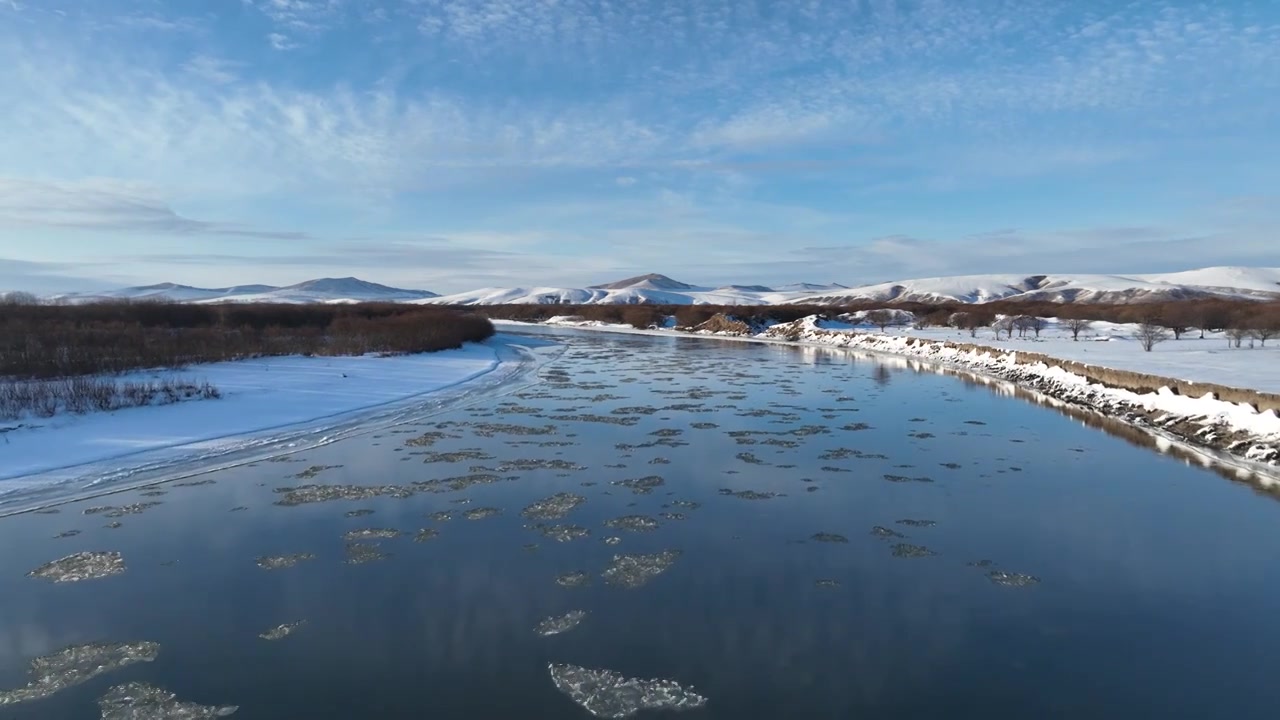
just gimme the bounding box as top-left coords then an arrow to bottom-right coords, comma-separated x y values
1,328 -> 1280,719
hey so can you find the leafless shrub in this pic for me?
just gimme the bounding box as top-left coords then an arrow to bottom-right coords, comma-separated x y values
1133,320 -> 1171,352
991,317 -> 1015,341
0,377 -> 221,420
1063,318 -> 1093,341
864,309 -> 902,332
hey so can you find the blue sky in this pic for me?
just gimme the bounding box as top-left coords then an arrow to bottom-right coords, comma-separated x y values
1,0 -> 1278,293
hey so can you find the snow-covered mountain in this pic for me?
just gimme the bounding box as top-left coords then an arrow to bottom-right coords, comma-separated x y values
420,274 -> 807,306
793,268 -> 1280,305
42,267 -> 1280,307
422,268 -> 1280,306
55,277 -> 438,304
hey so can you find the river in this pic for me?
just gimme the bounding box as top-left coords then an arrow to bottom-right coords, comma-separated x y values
1,328 -> 1278,718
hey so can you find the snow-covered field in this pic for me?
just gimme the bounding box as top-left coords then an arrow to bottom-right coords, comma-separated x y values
760,318 -> 1280,467
0,341 -> 510,496
871,322 -> 1280,394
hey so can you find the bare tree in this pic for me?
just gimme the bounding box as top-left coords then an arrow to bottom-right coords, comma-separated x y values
1063,318 -> 1093,341
1029,316 -> 1047,338
1132,320 -> 1171,352
1253,328 -> 1278,346
0,291 -> 40,305
1226,327 -> 1249,348
1012,315 -> 1036,338
864,309 -> 900,332
1160,304 -> 1194,340
1244,310 -> 1280,347
991,317 -> 1015,341
950,312 -> 981,338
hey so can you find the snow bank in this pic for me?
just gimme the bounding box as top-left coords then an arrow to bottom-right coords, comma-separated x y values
875,323 -> 1280,394
762,320 -> 1280,466
0,341 -> 507,495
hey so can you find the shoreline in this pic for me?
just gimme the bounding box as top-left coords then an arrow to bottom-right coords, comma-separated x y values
0,336 -> 543,512
492,319 -> 1280,481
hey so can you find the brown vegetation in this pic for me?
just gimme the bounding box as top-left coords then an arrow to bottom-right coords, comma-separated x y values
473,296 -> 1280,343
0,300 -> 495,380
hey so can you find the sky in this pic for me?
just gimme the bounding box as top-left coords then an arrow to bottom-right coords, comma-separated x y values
1,0 -> 1279,294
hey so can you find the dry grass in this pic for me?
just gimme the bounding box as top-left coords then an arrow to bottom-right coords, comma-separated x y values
0,377 -> 220,421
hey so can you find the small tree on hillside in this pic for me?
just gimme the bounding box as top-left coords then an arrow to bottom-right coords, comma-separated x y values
865,309 -> 899,332
1133,320 -> 1171,352
1063,318 -> 1093,341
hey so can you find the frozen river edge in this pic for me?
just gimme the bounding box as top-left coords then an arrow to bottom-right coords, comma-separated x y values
0,335 -> 548,512
495,319 -> 1280,484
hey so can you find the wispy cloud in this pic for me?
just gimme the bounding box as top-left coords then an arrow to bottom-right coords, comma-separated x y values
0,178 -> 310,240
266,32 -> 299,50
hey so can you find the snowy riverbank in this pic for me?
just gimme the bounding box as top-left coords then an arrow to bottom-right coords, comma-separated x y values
0,339 -> 518,498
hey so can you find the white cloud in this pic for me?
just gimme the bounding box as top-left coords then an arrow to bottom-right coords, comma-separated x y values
267,32 -> 299,50
0,177 -> 309,239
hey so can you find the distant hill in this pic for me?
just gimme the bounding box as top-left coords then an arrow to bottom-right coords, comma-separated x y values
588,273 -> 696,291
41,267 -> 1280,307
53,277 -> 439,304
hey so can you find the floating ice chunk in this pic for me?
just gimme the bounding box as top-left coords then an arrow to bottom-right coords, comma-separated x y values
603,515 -> 659,532
27,551 -> 125,583
556,571 -> 590,588
988,570 -> 1040,587
343,543 -> 388,564
611,476 -> 665,495
463,507 -> 501,520
521,492 -> 587,520
891,543 -> 936,558
531,524 -> 591,542
548,664 -> 707,718
342,528 -> 401,541
534,610 -> 586,636
602,551 -> 680,589
811,533 -> 848,543
0,641 -> 159,707
717,489 -> 779,500
98,681 -> 237,719
413,528 -> 440,542
259,621 -> 306,641
255,553 -> 315,570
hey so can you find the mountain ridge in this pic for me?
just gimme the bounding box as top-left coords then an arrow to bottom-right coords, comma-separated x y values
38,266 -> 1280,306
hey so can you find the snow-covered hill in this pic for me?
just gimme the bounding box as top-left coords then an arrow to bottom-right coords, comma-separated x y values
55,277 -> 438,304
793,268 -> 1280,305
422,268 -> 1280,306
419,274 -> 808,306
41,267 -> 1280,307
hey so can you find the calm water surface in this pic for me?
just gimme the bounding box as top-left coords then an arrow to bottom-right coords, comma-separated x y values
2,329 -> 1279,719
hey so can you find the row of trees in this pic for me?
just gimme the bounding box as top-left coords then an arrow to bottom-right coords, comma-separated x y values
0,300 -> 495,379
476,297 -> 1280,333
